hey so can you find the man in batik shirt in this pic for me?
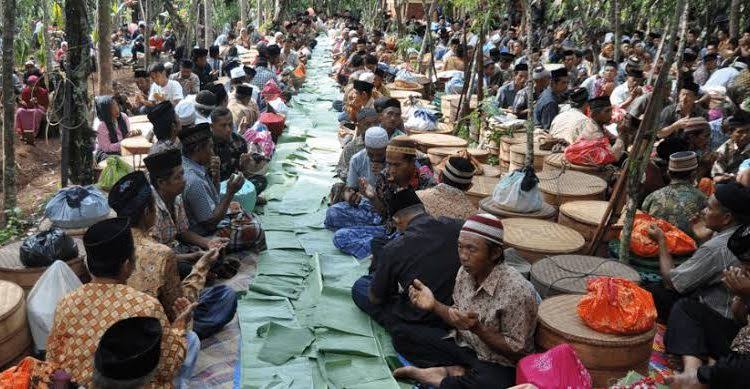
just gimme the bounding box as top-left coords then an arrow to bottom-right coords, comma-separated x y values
417,156 -> 478,220
46,218 -> 193,387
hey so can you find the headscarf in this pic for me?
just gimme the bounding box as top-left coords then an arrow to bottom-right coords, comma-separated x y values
95,95 -> 128,145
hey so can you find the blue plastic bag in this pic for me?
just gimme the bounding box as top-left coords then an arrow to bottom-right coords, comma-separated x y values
491,169 -> 543,213
220,179 -> 258,212
44,186 -> 111,229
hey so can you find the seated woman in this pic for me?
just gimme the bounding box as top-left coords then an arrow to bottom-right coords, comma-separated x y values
666,223 -> 750,389
94,95 -> 139,162
108,171 -> 237,340
15,75 -> 49,143
392,214 -> 538,388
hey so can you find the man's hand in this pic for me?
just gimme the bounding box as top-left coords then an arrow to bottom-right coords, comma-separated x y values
227,174 -> 245,195
646,224 -> 665,243
199,248 -> 221,266
631,86 -> 643,97
408,279 -> 436,312
172,297 -> 198,328
208,237 -> 229,250
358,177 -> 376,199
448,308 -> 479,330
723,267 -> 750,297
345,188 -> 362,206
664,369 -> 701,389
239,153 -> 252,170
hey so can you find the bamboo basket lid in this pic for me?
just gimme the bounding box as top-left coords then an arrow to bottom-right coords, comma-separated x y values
427,147 -> 466,157
386,82 -> 423,92
389,90 -> 423,99
500,133 -> 528,146
0,281 -> 23,321
537,170 -> 607,197
411,133 -> 468,149
467,148 -> 490,159
530,255 -> 641,296
502,218 -> 585,254
467,175 -> 501,199
121,136 -> 153,153
407,123 -> 454,135
128,115 -> 150,124
509,143 -> 552,160
538,294 -> 656,346
544,153 -> 605,174
559,201 -> 624,227
480,164 -> 502,177
479,197 -> 557,220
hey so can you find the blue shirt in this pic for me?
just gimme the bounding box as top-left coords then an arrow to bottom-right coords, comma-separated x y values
496,82 -> 519,109
347,149 -> 379,188
534,88 -> 562,130
710,118 -> 730,151
181,156 -> 220,236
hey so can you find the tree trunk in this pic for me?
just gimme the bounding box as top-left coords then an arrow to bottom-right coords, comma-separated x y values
417,0 -> 438,74
240,0 -> 247,28
524,0 -> 535,168
394,0 -> 406,37
63,0 -> 95,186
671,3 -> 689,102
2,0 -> 17,212
97,0 -> 113,95
729,0 -> 740,39
139,0 -> 151,67
204,0 -> 212,47
612,0 -> 621,63
164,0 -> 190,53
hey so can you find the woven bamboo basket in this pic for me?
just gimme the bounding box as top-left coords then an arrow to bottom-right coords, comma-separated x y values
406,122 -> 455,136
558,200 -> 624,241
467,148 -> 490,164
426,146 -> 466,165
499,133 -> 528,163
530,255 -> 641,298
543,153 -> 615,181
389,90 -> 424,101
509,143 -> 552,172
0,239 -> 88,292
466,176 -> 501,207
499,160 -> 510,172
502,218 -> 585,263
387,82 -> 423,92
537,170 -> 607,207
440,94 -> 478,119
480,164 -> 502,178
410,133 -> 468,153
536,294 -> 656,387
0,281 -> 31,368
479,198 -> 557,221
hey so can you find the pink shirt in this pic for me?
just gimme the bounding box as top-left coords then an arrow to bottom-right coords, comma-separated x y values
95,113 -> 131,153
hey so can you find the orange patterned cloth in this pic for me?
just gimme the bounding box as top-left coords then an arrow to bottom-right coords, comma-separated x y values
698,177 -> 715,197
0,357 -> 52,389
46,283 -> 186,388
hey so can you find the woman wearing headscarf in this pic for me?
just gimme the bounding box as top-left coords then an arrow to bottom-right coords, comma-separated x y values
14,75 -> 49,142
94,95 -> 137,162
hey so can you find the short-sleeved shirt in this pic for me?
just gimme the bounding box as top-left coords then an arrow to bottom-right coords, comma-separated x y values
657,103 -> 708,129
251,66 -> 278,90
641,181 -> 708,239
169,72 -> 200,95
151,187 -> 190,245
182,156 -> 221,236
449,263 -> 538,366
712,139 -> 750,176
337,136 -> 365,182
148,79 -> 184,103
496,81 -> 519,109
416,183 -> 477,220
533,88 -> 562,130
669,225 -> 741,319
370,214 -> 463,325
214,132 -> 249,181
346,148 -> 379,188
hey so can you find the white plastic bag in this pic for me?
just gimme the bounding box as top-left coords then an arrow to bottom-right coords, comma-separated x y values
491,170 -> 543,213
27,260 -> 83,351
404,108 -> 437,132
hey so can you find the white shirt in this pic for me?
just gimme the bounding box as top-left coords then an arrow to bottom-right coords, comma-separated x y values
148,79 -> 184,103
610,83 -> 630,106
702,67 -> 740,90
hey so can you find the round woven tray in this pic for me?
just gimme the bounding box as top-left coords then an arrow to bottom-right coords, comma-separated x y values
0,280 -> 30,367
407,123 -> 454,136
536,294 -> 655,387
467,148 -> 490,163
509,143 -> 551,171
480,164 -> 502,177
427,146 -> 466,165
530,255 -> 641,297
386,82 -> 423,92
537,170 -> 607,207
499,134 -> 528,162
479,197 -> 557,221
502,218 -> 585,263
0,239 -> 87,291
389,90 -> 424,100
466,176 -> 501,207
411,133 -> 468,152
558,200 -> 623,241
543,153 -> 614,181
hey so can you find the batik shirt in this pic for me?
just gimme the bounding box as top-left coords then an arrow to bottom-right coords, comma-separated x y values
712,139 -> 750,176
129,228 -> 209,322
214,132 -> 249,181
449,264 -> 538,367
376,164 -> 435,233
641,181 -> 708,239
151,187 -> 190,246
46,283 -> 186,387
416,183 -> 477,220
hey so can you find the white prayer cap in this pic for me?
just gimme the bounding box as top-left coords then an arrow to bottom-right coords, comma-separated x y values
274,32 -> 284,38
490,34 -> 502,44
175,98 -> 196,127
230,66 -> 246,80
351,37 -> 359,44
364,126 -> 389,149
358,71 -> 375,84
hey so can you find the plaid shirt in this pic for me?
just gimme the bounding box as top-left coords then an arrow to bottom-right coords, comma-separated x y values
182,157 -> 221,236
251,65 -> 278,91
151,187 -> 190,246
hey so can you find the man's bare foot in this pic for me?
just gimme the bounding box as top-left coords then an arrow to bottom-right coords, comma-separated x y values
393,366 -> 450,386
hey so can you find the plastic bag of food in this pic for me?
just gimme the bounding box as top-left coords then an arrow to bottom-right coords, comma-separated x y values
516,344 -> 592,388
491,168 -> 543,213
19,228 -> 79,268
626,213 -> 697,257
404,108 -> 437,132
97,156 -> 133,191
27,261 -> 83,351
44,186 -> 111,229
577,277 -> 657,335
564,138 -> 616,166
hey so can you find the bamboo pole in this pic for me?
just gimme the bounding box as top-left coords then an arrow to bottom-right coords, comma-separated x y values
671,3 -> 689,102
417,0 -> 438,74
524,0 -> 535,168
613,0 -> 621,63
647,20 -> 671,87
